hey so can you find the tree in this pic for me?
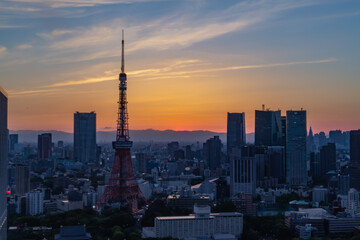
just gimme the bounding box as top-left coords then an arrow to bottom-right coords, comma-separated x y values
112,230 -> 125,240
212,199 -> 236,213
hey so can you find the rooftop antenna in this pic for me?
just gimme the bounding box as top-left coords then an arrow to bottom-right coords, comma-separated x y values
262,104 -> 265,111
121,29 -> 125,74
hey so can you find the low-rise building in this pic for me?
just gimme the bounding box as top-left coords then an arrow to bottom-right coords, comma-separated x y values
154,205 -> 243,239
326,217 -> 360,237
232,192 -> 257,216
167,193 -> 211,209
55,225 -> 91,240
312,187 -> 328,204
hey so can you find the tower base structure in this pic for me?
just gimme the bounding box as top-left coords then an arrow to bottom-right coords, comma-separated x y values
95,141 -> 147,213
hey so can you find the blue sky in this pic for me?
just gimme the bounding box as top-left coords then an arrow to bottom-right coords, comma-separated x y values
0,0 -> 359,133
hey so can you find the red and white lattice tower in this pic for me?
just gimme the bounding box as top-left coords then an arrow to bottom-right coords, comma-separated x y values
95,30 -> 146,213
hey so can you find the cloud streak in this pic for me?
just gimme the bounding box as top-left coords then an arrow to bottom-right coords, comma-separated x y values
47,75 -> 116,87
16,44 -> 33,49
7,0 -> 169,9
0,46 -> 7,57
8,57 -> 338,96
37,0 -> 317,59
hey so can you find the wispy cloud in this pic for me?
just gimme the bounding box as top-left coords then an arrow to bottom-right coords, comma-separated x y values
0,46 -> 7,57
30,0 -> 319,66
47,75 -> 116,87
128,58 -> 339,79
37,30 -> 74,40
7,88 -> 60,96
16,44 -> 33,49
8,0 -> 169,8
186,58 -> 339,74
0,25 -> 24,28
8,57 -> 338,96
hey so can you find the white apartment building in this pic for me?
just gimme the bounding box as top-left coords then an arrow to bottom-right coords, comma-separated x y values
347,188 -> 360,216
26,191 -> 44,216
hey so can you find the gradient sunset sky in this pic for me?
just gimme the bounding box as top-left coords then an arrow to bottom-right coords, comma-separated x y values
0,0 -> 359,133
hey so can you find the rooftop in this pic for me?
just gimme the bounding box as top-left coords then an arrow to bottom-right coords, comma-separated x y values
0,85 -> 7,98
55,225 -> 91,240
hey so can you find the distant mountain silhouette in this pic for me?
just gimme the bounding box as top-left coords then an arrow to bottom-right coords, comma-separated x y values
10,129 -> 254,144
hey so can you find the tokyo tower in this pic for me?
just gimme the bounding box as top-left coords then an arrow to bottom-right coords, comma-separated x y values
95,30 -> 146,213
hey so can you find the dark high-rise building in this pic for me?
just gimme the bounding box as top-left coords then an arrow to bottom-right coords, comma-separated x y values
320,143 -> 336,175
15,164 -> 30,196
38,133 -> 52,160
167,141 -> 179,157
281,116 -> 286,147
350,130 -> 360,164
349,130 -> 360,190
266,146 -> 286,183
0,86 -> 8,239
310,152 -> 320,179
185,145 -> 194,160
339,174 -> 350,195
318,132 -> 328,149
227,113 -> 246,154
203,136 -> 222,170
255,109 -> 282,146
307,127 -> 315,153
9,134 -> 18,153
286,110 -> 307,186
230,145 -> 256,197
58,140 -> 64,148
74,112 -> 96,163
329,130 -> 344,146
135,153 -> 146,173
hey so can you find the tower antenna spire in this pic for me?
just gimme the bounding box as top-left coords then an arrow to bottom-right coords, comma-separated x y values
121,29 -> 125,73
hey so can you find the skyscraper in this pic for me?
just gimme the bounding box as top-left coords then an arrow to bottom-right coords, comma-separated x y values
349,130 -> 360,190
350,130 -> 360,164
266,146 -> 286,183
203,136 -> 222,171
135,153 -> 146,173
307,127 -> 315,153
286,110 -> 307,186
255,109 -> 282,146
281,116 -> 286,147
9,134 -> 18,153
230,145 -> 256,197
329,130 -> 344,146
15,164 -> 30,196
38,133 -> 52,160
310,152 -> 320,180
320,143 -> 336,175
0,86 -> 8,239
74,112 -> 96,163
227,113 -> 246,154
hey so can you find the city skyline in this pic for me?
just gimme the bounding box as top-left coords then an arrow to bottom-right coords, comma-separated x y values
0,0 -> 360,133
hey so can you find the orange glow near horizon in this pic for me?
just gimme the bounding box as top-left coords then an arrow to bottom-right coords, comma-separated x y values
5,49 -> 360,135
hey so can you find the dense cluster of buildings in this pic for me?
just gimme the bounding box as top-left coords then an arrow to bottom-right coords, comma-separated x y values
0,80 -> 360,240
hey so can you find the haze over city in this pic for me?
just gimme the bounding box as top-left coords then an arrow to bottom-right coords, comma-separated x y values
1,0 -> 359,133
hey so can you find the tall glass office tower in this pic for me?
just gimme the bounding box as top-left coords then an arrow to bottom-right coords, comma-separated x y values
286,110 -> 307,186
255,109 -> 282,146
74,112 -> 96,163
0,86 -> 8,239
227,113 -> 246,154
